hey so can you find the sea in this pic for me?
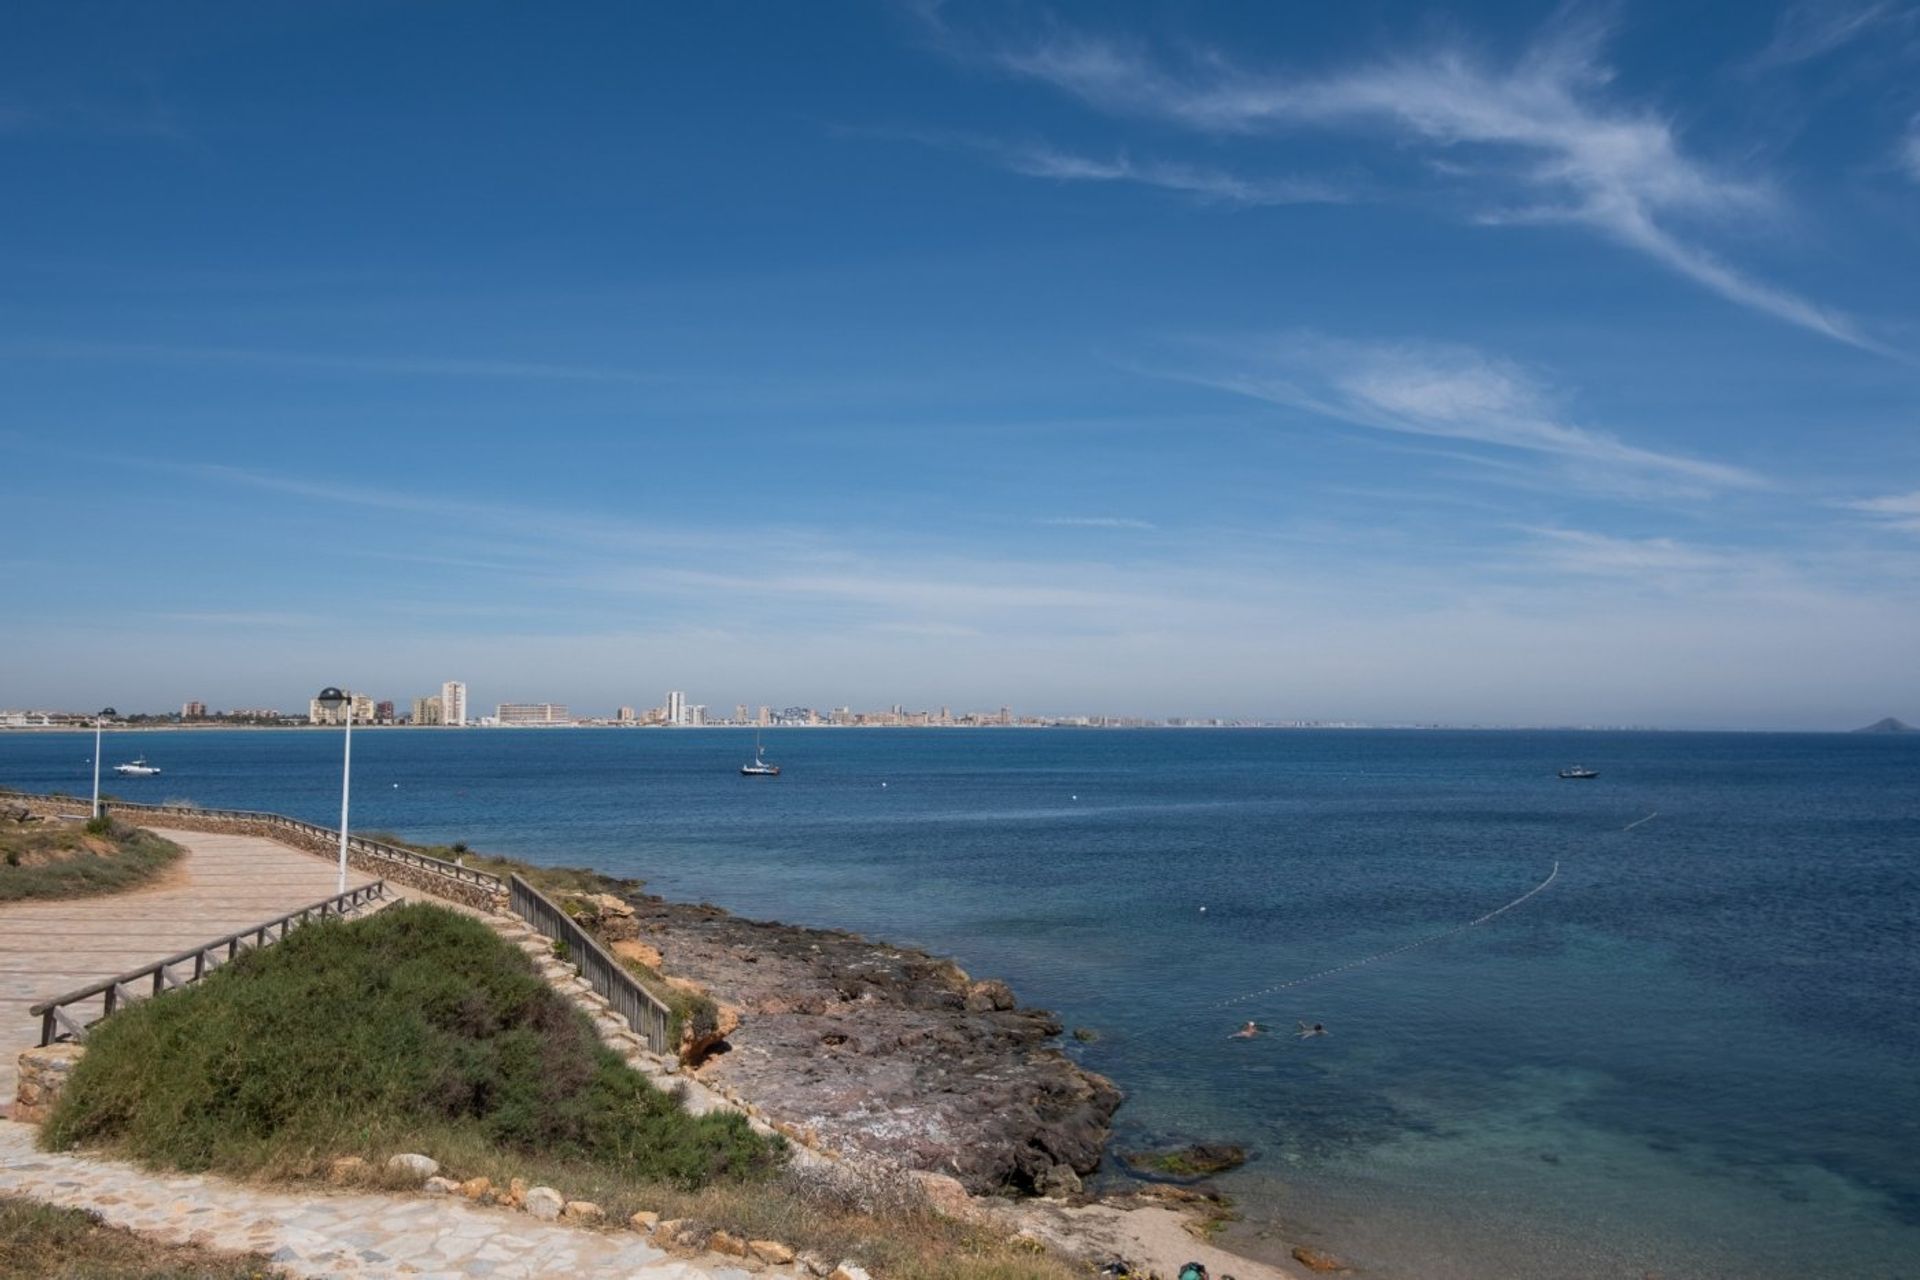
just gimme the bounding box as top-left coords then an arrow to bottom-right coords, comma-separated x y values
4,727 -> 1916,1279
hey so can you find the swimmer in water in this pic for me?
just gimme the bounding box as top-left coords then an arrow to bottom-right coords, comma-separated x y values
1230,1021 -> 1260,1039
1297,1021 -> 1327,1039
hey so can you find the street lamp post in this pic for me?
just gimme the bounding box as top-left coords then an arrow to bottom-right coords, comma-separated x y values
315,687 -> 353,894
90,707 -> 116,819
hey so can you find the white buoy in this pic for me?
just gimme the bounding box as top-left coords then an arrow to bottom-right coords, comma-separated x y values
881,782 -> 888,788
1200,906 -> 1208,913
1071,794 -> 1078,801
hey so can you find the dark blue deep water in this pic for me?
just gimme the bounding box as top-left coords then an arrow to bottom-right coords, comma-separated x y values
5,728 -> 1917,1278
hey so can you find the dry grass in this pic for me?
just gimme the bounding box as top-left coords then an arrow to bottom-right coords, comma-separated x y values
324,1140 -> 1080,1280
0,817 -> 181,901
357,830 -> 635,896
0,1195 -> 286,1279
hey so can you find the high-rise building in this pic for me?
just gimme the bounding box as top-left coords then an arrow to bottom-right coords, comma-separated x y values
374,700 -> 395,723
688,704 -> 707,726
441,681 -> 467,727
411,694 -> 443,726
666,690 -> 686,726
181,700 -> 207,719
615,706 -> 637,723
735,703 -> 749,724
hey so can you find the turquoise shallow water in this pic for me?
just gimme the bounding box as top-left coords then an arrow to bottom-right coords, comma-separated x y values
5,727 -> 1917,1278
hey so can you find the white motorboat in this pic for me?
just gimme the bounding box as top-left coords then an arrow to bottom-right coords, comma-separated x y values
113,756 -> 162,777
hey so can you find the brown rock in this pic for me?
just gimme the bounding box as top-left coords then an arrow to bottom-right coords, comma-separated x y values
612,938 -> 665,970
1292,1246 -> 1353,1274
965,979 -> 1016,1012
1036,1163 -> 1082,1198
459,1176 -> 492,1200
562,1200 -> 604,1223
507,1177 -> 529,1206
829,1265 -> 873,1280
908,1170 -> 982,1222
629,1210 -> 660,1232
676,994 -> 744,1064
749,1240 -> 796,1265
710,1229 -> 751,1257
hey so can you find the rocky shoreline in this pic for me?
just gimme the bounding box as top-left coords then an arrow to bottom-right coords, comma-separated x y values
581,886 -> 1124,1196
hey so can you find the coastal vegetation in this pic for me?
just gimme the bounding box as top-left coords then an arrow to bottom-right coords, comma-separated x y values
0,1195 -> 285,1279
0,815 -> 181,902
359,829 -> 633,897
44,904 -> 778,1188
358,830 -> 724,1049
39,901 -> 1081,1280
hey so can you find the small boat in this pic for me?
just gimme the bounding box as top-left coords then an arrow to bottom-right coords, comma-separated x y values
113,756 -> 162,777
1558,765 -> 1599,780
740,731 -> 780,777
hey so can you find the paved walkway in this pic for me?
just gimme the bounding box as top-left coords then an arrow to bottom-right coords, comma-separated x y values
0,826 -> 381,1105
0,1120 -> 747,1278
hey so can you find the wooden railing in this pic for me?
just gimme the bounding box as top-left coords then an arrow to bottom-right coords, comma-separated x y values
507,874 -> 675,1055
29,880 -> 389,1047
0,789 -> 504,894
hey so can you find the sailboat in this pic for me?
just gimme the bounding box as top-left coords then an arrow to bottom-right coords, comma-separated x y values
740,729 -> 780,777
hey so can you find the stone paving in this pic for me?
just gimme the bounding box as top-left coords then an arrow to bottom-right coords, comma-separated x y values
0,826 -> 385,1106
0,823 -> 814,1277
0,1120 -> 753,1279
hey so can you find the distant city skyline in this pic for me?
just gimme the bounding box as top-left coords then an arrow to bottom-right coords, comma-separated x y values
3,3 -> 1917,731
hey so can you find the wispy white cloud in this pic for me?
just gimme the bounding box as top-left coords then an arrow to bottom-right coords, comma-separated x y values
1036,515 -> 1158,530
994,141 -> 1346,206
1161,334 -> 1766,492
860,125 -> 1348,206
974,17 -> 1883,352
1848,488 -> 1920,531
1523,527 -> 1737,577
1747,1 -> 1905,70
1901,117 -> 1920,181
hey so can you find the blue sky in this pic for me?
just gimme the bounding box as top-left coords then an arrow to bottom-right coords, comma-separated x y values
3,1 -> 1918,727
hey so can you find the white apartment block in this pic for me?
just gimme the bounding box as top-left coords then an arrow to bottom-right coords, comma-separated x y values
441,680 -> 468,727
496,702 -> 571,725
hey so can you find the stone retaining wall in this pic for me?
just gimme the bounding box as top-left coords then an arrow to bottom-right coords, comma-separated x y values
13,1043 -> 84,1123
3,794 -> 504,913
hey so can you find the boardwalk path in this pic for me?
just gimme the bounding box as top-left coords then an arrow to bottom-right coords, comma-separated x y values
0,1121 -> 745,1278
0,826 -> 382,1106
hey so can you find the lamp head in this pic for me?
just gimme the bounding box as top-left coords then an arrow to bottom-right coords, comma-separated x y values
316,686 -> 349,710
99,707 -> 116,718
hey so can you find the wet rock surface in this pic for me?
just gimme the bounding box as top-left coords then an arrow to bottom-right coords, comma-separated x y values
1120,1142 -> 1249,1182
621,891 -> 1122,1193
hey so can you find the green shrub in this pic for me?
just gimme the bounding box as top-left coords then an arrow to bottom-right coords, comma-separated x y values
0,825 -> 180,902
45,903 -> 781,1189
83,815 -> 112,835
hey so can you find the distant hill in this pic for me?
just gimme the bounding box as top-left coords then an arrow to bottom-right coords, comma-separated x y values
1854,717 -> 1917,733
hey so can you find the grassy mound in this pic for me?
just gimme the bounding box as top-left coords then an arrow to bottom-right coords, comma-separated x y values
0,1195 -> 286,1280
44,902 -> 781,1189
0,817 -> 180,902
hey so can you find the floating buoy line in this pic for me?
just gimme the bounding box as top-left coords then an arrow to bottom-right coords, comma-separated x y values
1213,860 -> 1561,1011
1622,811 -> 1658,831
